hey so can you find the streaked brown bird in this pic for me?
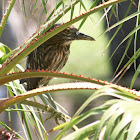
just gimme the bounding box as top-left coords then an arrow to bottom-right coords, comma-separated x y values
21,24 -> 95,90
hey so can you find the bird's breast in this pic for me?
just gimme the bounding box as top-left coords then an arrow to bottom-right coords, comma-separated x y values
44,44 -> 70,71
39,45 -> 70,85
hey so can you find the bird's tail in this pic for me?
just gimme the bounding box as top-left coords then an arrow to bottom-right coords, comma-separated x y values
20,79 -> 27,84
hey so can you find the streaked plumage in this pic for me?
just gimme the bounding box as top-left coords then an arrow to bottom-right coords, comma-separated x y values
21,24 -> 95,90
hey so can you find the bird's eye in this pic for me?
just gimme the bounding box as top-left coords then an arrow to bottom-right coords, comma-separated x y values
65,29 -> 70,34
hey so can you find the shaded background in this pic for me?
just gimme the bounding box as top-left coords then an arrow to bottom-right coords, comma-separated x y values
108,0 -> 140,88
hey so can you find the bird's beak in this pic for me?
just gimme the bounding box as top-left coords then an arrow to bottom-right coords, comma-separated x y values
75,31 -> 95,41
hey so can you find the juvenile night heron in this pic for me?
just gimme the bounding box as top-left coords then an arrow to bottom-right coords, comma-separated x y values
21,24 -> 95,90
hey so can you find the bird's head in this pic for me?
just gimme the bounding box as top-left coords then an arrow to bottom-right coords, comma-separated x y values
49,24 -> 95,42
59,25 -> 95,41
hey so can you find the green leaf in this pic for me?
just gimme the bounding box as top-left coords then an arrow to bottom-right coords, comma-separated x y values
42,0 -> 47,15
0,42 -> 12,64
0,42 -> 8,58
130,64 -> 140,89
94,100 -> 140,140
0,0 -> 16,38
78,0 -> 98,30
22,0 -> 27,19
46,1 -> 62,22
62,121 -> 100,140
55,99 -> 120,140
106,10 -> 140,32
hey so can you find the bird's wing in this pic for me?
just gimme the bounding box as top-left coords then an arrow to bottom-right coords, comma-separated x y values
26,44 -> 47,90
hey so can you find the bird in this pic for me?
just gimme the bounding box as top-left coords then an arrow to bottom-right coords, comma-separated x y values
20,24 -> 95,90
